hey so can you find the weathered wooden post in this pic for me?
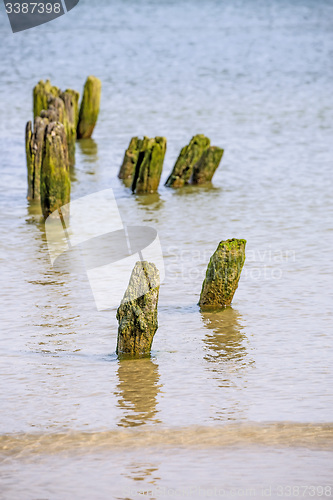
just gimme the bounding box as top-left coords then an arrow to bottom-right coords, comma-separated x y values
199,239 -> 246,308
26,116 -> 49,201
59,89 -> 80,166
165,134 -> 210,188
191,146 -> 224,185
77,76 -> 102,139
33,79 -> 60,119
40,122 -> 71,219
34,81 -> 80,166
132,137 -> 167,194
118,136 -> 167,193
118,136 -> 149,184
116,261 -> 160,356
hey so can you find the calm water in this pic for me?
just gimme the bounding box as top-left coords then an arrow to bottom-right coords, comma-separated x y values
0,0 -> 333,498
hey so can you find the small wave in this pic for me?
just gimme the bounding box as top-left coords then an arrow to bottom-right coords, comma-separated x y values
1,422 -> 332,458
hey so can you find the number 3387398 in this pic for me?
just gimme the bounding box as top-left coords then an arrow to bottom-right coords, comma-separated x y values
5,3 -> 61,14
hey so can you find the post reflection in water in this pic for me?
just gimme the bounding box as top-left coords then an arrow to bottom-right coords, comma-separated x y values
121,462 -> 161,500
202,307 -> 252,421
77,138 -> 98,161
115,358 -> 161,428
135,192 -> 165,218
202,307 -> 248,365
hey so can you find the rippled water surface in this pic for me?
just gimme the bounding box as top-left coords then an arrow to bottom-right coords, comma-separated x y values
0,0 -> 333,498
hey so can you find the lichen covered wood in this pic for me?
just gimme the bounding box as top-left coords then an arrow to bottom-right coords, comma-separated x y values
116,261 -> 160,356
26,117 -> 49,200
165,134 -> 210,188
32,80 -> 80,166
132,137 -> 167,194
40,122 -> 71,219
191,146 -> 224,185
59,89 -> 80,166
33,80 -> 60,119
77,76 -> 102,139
118,136 -> 149,183
199,239 -> 246,308
118,136 -> 167,193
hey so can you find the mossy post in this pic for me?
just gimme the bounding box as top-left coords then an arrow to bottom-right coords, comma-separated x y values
77,76 -> 102,139
199,239 -> 246,308
191,146 -> 224,185
118,136 -> 149,185
40,122 -> 71,220
165,134 -> 210,188
26,117 -> 49,201
60,89 -> 80,166
132,137 -> 167,194
116,261 -> 160,356
33,80 -> 60,119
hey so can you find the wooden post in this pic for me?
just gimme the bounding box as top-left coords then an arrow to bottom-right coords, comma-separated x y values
118,136 -> 149,184
60,89 -> 80,166
191,146 -> 224,185
77,76 -> 102,139
33,79 -> 60,119
26,117 -> 49,201
40,122 -> 71,219
199,239 -> 246,308
165,134 -> 210,188
116,261 -> 160,356
132,137 -> 167,194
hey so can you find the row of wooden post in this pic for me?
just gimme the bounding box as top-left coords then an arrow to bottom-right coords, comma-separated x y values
26,76 -> 101,218
116,239 -> 246,356
118,133 -> 224,194
26,78 -> 223,218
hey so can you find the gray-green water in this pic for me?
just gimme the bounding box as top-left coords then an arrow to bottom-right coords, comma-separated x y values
0,0 -> 332,498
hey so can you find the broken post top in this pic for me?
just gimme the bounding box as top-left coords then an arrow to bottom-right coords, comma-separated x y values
116,261 -> 160,357
199,238 -> 246,309
165,134 -> 211,188
121,261 -> 160,304
33,79 -> 61,119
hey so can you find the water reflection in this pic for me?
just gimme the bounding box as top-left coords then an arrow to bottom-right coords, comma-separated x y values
172,184 -> 222,197
116,358 -> 161,428
27,199 -> 42,218
77,138 -> 98,162
202,308 -> 252,421
202,307 -> 248,364
118,460 -> 160,500
135,192 -> 161,206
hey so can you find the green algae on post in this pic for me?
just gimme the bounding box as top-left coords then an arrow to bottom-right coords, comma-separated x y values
33,80 -> 60,119
40,122 -> 71,220
77,76 -> 102,139
33,82 -> 80,167
118,136 -> 149,184
116,261 -> 160,356
59,89 -> 80,166
165,134 -> 210,188
132,137 -> 167,194
119,136 -> 167,193
199,239 -> 246,308
26,117 -> 49,201
191,146 -> 224,185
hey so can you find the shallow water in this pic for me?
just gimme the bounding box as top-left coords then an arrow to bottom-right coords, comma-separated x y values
0,0 -> 333,498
